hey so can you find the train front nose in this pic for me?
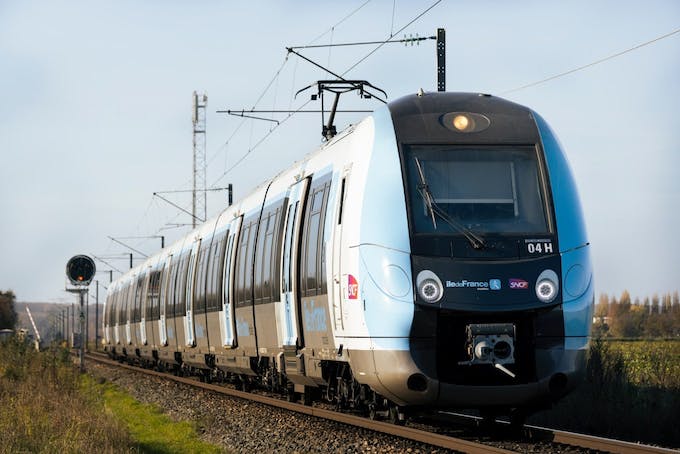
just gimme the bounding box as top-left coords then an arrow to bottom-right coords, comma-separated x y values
367,319 -> 588,409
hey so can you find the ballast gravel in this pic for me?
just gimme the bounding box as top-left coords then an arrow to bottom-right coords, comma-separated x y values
87,362 -> 453,453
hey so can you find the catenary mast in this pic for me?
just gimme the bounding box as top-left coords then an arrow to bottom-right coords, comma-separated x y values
192,92 -> 208,229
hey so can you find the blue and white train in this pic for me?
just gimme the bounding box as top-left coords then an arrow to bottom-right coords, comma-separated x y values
103,91 -> 593,422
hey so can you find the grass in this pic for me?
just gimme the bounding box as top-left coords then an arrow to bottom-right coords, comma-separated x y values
93,376 -> 223,454
0,339 -> 225,453
0,340 -> 132,453
607,339 -> 680,388
528,338 -> 680,448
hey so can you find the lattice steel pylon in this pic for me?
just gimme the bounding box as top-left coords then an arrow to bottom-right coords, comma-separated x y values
192,91 -> 207,229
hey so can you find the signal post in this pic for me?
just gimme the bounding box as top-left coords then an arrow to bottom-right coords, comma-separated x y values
65,255 -> 96,373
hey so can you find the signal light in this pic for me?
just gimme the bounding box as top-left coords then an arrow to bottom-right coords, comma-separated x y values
66,255 -> 96,286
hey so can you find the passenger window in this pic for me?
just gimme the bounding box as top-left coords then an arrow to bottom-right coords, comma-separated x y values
134,276 -> 144,322
207,231 -> 228,312
235,216 -> 258,308
146,270 -> 161,321
282,202 -> 298,293
175,252 -> 191,315
301,175 -> 331,297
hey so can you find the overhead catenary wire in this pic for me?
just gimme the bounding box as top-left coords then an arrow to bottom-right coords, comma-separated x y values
136,22 -> 680,241
210,98 -> 314,188
207,0 -> 375,173
205,54 -> 291,170
341,0 -> 443,77
212,3 -> 441,186
308,0 -> 373,45
500,26 -> 680,95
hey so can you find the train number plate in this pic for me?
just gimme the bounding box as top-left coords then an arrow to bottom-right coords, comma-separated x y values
524,239 -> 554,255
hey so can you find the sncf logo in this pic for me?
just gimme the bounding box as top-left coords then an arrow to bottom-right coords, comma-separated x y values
348,274 -> 359,299
509,279 -> 529,289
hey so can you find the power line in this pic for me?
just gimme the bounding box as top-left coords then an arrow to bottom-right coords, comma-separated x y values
308,0 -> 373,45
501,27 -> 680,95
210,99 -> 314,187
342,0 -> 443,77
212,2 -> 442,186
207,2 -> 375,173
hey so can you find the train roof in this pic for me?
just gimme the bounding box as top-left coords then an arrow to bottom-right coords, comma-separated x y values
387,91 -> 540,145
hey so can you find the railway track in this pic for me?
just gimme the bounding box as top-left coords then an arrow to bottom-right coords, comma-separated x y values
84,352 -> 677,454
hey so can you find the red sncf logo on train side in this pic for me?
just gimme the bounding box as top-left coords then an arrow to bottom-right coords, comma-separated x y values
509,279 -> 529,289
348,274 -> 359,299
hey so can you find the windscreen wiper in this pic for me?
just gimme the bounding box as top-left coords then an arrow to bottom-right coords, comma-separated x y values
414,157 -> 486,250
414,157 -> 438,229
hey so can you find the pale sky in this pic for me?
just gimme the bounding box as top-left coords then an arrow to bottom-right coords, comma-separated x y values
1,0 -> 678,304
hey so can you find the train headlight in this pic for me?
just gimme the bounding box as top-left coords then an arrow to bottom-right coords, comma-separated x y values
535,269 -> 559,303
416,270 -> 443,303
453,115 -> 470,131
442,112 -> 491,133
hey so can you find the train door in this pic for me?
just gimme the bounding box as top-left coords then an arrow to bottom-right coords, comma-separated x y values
193,236 -> 212,352
205,227 -> 229,352
133,275 -> 144,348
167,254 -> 181,350
331,168 -> 351,333
279,178 -> 309,347
221,216 -> 241,347
299,174 -> 335,350
234,214 -> 259,357
104,293 -> 111,346
125,277 -> 135,345
140,270 -> 150,345
252,201 -> 286,352
111,286 -> 119,345
147,267 -> 161,350
159,255 -> 171,347
174,251 -> 190,351
184,239 -> 201,347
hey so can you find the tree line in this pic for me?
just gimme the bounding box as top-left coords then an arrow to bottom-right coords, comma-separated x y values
593,290 -> 680,338
3,287 -> 680,338
0,290 -> 18,330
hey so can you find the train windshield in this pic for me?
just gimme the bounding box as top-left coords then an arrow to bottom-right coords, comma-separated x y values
405,145 -> 550,235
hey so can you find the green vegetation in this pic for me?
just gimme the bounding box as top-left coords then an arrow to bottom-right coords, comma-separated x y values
96,377 -> 223,454
0,290 -> 17,330
530,338 -> 680,448
0,339 -> 132,452
608,340 -> 680,388
593,290 -> 680,338
0,339 -> 225,453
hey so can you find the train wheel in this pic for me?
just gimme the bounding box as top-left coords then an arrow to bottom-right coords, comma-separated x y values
302,387 -> 313,406
509,408 -> 527,432
368,403 -> 378,420
479,409 -> 497,432
388,404 -> 405,426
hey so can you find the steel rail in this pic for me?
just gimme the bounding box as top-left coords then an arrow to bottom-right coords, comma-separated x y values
87,353 -> 678,454
542,428 -> 679,454
439,411 -> 679,454
86,353 -> 512,454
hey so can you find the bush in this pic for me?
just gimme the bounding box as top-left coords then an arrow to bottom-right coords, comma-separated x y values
0,340 -> 133,453
529,338 -> 680,448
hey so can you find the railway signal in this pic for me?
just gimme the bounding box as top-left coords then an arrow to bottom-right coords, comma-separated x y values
66,254 -> 95,373
66,255 -> 96,286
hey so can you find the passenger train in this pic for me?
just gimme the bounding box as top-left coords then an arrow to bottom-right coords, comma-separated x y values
103,91 -> 593,423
